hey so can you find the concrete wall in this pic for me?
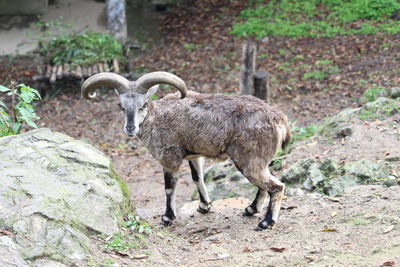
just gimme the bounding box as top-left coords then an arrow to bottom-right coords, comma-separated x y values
0,0 -> 48,15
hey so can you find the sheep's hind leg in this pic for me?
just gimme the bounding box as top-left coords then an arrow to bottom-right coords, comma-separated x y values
189,157 -> 212,213
162,169 -> 178,226
256,175 -> 285,231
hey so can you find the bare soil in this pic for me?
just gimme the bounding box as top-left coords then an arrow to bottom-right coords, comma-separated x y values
0,1 -> 399,266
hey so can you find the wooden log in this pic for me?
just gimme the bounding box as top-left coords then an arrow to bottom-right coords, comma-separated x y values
63,63 -> 70,77
253,70 -> 270,103
56,65 -> 63,80
87,66 -> 92,77
98,63 -> 104,73
82,66 -> 88,78
76,66 -> 83,79
45,64 -> 52,79
104,62 -> 110,72
112,58 -> 120,73
70,65 -> 77,78
50,65 -> 57,83
239,41 -> 256,95
92,64 -> 98,74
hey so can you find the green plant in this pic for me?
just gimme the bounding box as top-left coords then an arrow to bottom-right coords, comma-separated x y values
363,85 -> 385,102
290,123 -> 318,144
231,0 -> 400,38
258,52 -> 268,59
183,43 -> 196,51
303,70 -> 327,80
105,232 -> 140,251
123,215 -> 152,235
40,30 -> 124,66
0,83 -> 41,137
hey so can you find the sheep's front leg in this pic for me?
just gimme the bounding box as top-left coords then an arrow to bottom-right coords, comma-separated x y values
189,157 -> 211,213
162,169 -> 178,226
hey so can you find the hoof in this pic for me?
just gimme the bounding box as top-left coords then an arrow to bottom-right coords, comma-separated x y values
242,206 -> 257,217
161,215 -> 174,226
255,219 -> 275,231
197,202 -> 211,214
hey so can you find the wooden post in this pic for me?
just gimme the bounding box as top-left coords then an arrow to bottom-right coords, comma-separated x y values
240,41 -> 256,95
254,70 -> 270,103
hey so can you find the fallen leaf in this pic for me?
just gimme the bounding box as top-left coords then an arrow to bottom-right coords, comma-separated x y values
383,225 -> 394,234
325,196 -> 341,202
281,205 -> 298,210
0,229 -> 12,235
189,226 -> 208,234
130,254 -> 149,260
242,247 -> 252,253
380,261 -> 395,266
270,247 -> 286,253
321,228 -> 337,232
331,211 -> 337,217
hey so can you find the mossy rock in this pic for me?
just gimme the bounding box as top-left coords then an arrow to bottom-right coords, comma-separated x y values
0,128 -> 134,266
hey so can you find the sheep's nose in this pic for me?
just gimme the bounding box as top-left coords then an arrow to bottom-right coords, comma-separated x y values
126,125 -> 135,132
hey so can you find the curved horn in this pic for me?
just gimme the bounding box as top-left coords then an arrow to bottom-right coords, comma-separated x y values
135,71 -> 187,99
81,72 -> 130,99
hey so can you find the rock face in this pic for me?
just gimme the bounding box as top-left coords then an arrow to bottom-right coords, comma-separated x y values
281,157 -> 395,196
0,128 -> 133,266
192,161 -> 257,201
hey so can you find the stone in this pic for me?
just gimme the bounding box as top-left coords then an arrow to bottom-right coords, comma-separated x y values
323,176 -> 359,196
389,87 -> 400,99
302,163 -> 325,191
192,161 -> 256,201
285,187 -> 305,197
335,125 -> 353,138
281,158 -> 315,184
0,128 -> 134,266
344,160 -> 388,182
0,236 -> 29,267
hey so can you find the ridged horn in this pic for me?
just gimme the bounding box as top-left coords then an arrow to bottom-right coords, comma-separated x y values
81,72 -> 130,99
135,71 -> 187,99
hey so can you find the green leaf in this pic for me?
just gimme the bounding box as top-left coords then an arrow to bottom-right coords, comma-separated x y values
12,122 -> 22,134
0,100 -> 8,110
138,225 -> 144,234
25,119 -> 38,129
0,85 -> 11,92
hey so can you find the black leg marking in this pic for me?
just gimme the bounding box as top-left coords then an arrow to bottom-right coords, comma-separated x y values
162,171 -> 177,226
255,197 -> 275,231
243,189 -> 261,216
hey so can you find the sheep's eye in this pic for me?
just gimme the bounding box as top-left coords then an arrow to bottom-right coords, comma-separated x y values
118,103 -> 124,110
139,103 -> 147,111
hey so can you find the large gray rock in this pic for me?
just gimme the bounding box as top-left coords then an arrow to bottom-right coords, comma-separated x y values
344,160 -> 389,182
281,158 -> 315,184
0,128 -> 133,266
193,161 -> 257,201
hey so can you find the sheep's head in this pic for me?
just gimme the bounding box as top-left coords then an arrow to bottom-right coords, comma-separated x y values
81,71 -> 187,137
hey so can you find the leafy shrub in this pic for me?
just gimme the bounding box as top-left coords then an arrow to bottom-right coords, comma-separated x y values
363,85 -> 386,102
0,84 -> 41,137
231,0 -> 400,38
40,31 -> 124,66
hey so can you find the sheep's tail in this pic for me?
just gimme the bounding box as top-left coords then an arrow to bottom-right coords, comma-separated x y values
277,115 -> 291,150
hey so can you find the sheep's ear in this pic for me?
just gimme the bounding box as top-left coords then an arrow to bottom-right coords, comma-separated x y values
145,85 -> 159,99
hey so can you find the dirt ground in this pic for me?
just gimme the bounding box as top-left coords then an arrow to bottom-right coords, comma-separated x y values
0,1 -> 399,266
